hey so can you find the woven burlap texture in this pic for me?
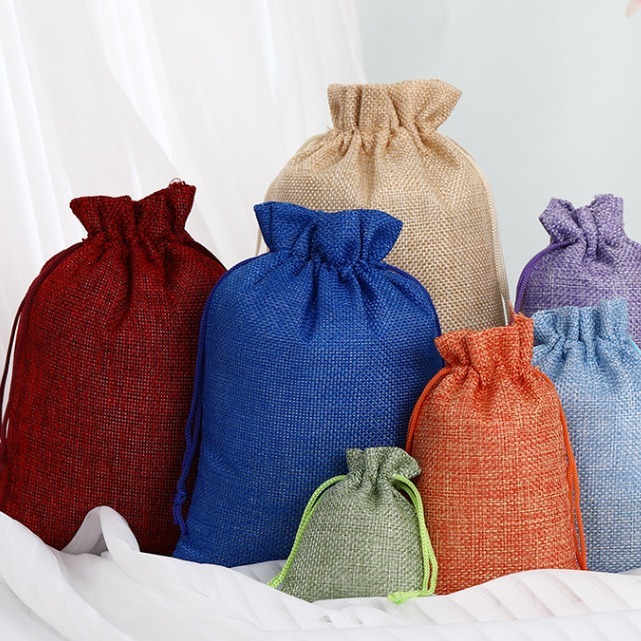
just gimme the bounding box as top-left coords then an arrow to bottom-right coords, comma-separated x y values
516,195 -> 641,346
273,448 -> 429,602
407,314 -> 586,594
0,183 -> 225,555
533,300 -> 641,573
265,79 -> 508,333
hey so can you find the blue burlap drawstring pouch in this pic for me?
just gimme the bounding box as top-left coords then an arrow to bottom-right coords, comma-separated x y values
533,299 -> 641,573
173,202 -> 442,567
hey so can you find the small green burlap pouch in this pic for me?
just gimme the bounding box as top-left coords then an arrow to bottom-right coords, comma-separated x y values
268,447 -> 437,602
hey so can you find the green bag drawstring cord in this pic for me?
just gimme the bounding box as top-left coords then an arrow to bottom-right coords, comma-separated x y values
268,475 -> 346,589
269,473 -> 437,601
387,474 -> 438,604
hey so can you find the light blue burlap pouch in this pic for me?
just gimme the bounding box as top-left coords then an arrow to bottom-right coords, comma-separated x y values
533,299 -> 641,572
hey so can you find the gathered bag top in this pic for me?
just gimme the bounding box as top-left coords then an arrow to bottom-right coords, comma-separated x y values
0,182 -> 225,554
173,202 -> 442,567
73,182 -> 197,240
407,314 -> 586,594
266,79 -> 509,333
533,299 -> 641,573
516,194 -> 641,345
269,447 -> 437,602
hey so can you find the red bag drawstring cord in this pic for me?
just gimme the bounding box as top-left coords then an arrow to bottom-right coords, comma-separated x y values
0,242 -> 84,457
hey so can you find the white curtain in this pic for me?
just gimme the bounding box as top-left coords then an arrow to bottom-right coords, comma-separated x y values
0,0 -> 366,352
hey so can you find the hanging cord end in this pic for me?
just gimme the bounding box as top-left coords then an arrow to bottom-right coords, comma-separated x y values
0,243 -> 85,464
388,587 -> 435,604
171,293 -> 213,537
172,490 -> 188,532
390,474 -> 439,602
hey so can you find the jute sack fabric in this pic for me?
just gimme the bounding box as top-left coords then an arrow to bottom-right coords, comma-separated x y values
515,194 -> 641,345
0,182 -> 225,554
265,79 -> 509,333
269,447 -> 438,602
533,300 -> 641,573
172,202 -> 442,567
406,314 -> 587,594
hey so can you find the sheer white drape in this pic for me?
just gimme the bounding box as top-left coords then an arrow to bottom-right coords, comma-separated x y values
0,0 -> 365,352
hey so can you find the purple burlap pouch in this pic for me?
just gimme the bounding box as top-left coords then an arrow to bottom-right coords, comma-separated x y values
515,194 -> 641,344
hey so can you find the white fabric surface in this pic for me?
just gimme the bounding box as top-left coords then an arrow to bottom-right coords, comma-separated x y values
2,506 -> 641,640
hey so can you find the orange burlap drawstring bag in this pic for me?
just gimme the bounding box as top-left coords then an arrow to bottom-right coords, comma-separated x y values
406,314 -> 586,594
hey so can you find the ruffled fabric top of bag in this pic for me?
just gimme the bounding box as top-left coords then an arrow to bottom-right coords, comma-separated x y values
71,181 -> 198,248
539,194 -> 627,255
328,79 -> 460,135
257,201 -> 403,266
435,313 -> 533,384
344,447 -> 421,487
533,298 -> 630,349
517,195 -> 641,347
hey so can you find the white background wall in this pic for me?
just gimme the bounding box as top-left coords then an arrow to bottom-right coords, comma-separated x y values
355,0 -> 641,295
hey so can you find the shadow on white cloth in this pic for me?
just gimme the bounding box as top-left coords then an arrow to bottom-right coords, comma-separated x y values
2,506 -> 641,640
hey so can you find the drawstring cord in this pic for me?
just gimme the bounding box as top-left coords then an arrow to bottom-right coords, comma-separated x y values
559,402 -> 588,570
405,368 -> 450,453
172,292 -> 214,533
268,475 -> 346,590
388,475 -> 438,603
0,242 -> 83,457
0,299 -> 24,456
513,241 -> 571,313
537,373 -> 587,569
268,473 -> 438,602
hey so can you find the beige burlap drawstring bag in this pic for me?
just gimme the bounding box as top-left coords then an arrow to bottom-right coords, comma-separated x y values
263,79 -> 509,332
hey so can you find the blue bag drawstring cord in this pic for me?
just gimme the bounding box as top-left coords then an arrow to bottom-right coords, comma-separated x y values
173,292 -> 213,533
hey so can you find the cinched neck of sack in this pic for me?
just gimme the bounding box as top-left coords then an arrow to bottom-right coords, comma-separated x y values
328,79 -> 461,134
533,299 -> 630,347
254,202 -> 402,267
539,194 -> 627,256
345,447 -> 421,486
436,314 -> 534,384
70,181 -> 195,244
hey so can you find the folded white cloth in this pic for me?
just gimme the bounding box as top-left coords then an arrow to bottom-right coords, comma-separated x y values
2,507 -> 641,641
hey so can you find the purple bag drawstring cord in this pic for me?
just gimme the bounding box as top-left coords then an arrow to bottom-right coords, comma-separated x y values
514,242 -> 571,313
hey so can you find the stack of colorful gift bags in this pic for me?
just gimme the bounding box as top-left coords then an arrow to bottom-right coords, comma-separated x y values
5,80 -> 641,604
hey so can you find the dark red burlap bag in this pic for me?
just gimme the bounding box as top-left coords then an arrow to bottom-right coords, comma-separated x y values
0,182 -> 224,554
